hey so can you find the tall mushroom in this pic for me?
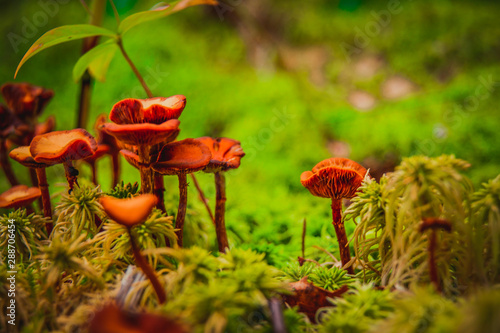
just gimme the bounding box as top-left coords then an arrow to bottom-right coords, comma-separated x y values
29,129 -> 97,191
9,146 -> 53,233
100,96 -> 185,194
0,185 -> 41,214
151,139 -> 212,247
301,158 -> 367,274
100,194 -> 166,304
196,137 -> 245,253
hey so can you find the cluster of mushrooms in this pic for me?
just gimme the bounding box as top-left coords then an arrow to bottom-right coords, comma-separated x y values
0,82 -> 245,254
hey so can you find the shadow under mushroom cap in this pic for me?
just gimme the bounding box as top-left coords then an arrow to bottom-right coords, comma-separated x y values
196,136 -> 245,173
100,119 -> 180,146
110,95 -> 186,125
301,157 -> 367,199
152,138 -> 212,175
29,129 -> 97,164
0,185 -> 41,208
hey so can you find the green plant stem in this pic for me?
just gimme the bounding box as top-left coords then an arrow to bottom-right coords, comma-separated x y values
117,39 -> 153,98
190,173 -> 215,225
214,172 -> 229,253
175,173 -> 188,247
35,168 -> 53,234
331,199 -> 353,274
0,140 -> 19,186
138,145 -> 153,194
127,228 -> 166,304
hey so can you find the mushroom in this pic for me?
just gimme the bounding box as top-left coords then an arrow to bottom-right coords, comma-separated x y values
195,137 -> 245,253
29,129 -> 97,191
301,158 -> 367,274
0,104 -> 19,186
83,144 -> 110,185
9,146 -> 53,232
0,82 -> 54,123
94,114 -> 121,188
419,217 -> 452,292
0,185 -> 41,213
100,194 -> 166,304
151,139 -> 212,247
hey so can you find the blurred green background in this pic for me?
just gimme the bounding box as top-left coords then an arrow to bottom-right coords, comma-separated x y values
1,0 -> 500,262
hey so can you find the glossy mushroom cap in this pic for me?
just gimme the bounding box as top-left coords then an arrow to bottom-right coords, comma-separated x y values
100,194 -> 158,228
301,157 -> 367,199
0,82 -> 53,119
29,129 -> 97,165
151,139 -> 212,175
0,185 -> 41,208
196,137 -> 245,173
100,119 -> 180,146
110,95 -> 187,125
9,146 -> 50,169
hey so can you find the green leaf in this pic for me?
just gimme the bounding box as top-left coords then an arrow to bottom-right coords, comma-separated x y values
118,0 -> 218,35
73,40 -> 118,83
15,24 -> 117,78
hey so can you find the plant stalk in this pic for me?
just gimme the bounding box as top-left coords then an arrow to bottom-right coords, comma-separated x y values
190,173 -> 215,224
0,140 -> 19,186
214,172 -> 229,252
117,39 -> 153,98
90,162 -> 98,185
428,230 -> 440,292
175,173 -> 188,247
331,199 -> 353,274
127,228 -> 166,304
35,168 -> 52,234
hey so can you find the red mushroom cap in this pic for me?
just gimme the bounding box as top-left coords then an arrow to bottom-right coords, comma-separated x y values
301,157 -> 367,199
110,95 -> 186,125
94,114 -> 120,153
100,119 -> 180,146
119,149 -> 141,169
34,115 -> 56,136
9,146 -> 50,169
29,129 -> 97,165
0,82 -> 53,119
196,136 -> 245,173
0,185 -> 42,209
100,194 -> 158,228
151,139 -> 212,176
83,144 -> 111,164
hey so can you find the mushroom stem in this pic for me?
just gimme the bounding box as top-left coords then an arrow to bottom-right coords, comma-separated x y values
63,161 -> 79,191
175,173 -> 188,247
90,162 -> 98,185
331,199 -> 353,274
0,140 -> 19,186
35,168 -> 53,233
190,173 -> 215,225
214,172 -> 229,253
428,229 -> 440,292
153,173 -> 166,212
127,228 -> 166,304
111,152 -> 120,188
138,145 -> 154,194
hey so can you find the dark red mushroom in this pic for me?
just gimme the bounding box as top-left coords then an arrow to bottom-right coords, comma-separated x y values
0,82 -> 53,121
301,158 -> 367,274
196,137 -> 245,253
100,194 -> 166,304
151,139 -> 212,247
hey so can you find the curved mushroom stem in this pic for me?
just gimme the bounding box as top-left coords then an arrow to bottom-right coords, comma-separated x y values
428,229 -> 440,292
138,145 -> 154,194
63,161 -> 79,192
35,168 -> 53,234
190,174 -> 215,225
127,228 -> 166,304
214,172 -> 229,253
154,173 -> 166,213
175,173 -> 188,247
90,162 -> 98,185
0,140 -> 19,186
331,199 -> 353,274
111,152 -> 120,188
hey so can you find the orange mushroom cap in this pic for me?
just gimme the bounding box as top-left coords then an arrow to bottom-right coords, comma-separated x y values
0,185 -> 41,209
99,119 -> 180,146
110,95 -> 186,125
196,136 -> 245,173
151,139 -> 212,176
119,149 -> 141,169
300,157 -> 367,199
34,115 -> 56,136
0,82 -> 53,119
100,194 -> 158,228
83,144 -> 110,164
9,146 -> 50,169
29,129 -> 97,165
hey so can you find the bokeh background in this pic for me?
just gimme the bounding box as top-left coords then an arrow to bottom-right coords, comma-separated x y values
1,0 -> 500,262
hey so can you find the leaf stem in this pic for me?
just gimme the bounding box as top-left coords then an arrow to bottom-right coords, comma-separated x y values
117,39 -> 153,98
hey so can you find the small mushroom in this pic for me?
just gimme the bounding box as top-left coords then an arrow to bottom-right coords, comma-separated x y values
83,144 -> 110,185
110,95 -> 186,125
9,146 -> 53,233
151,139 -> 212,247
100,194 -> 166,304
419,217 -> 452,292
0,185 -> 41,213
29,129 -> 97,191
0,82 -> 54,121
34,115 -> 56,136
196,137 -> 245,253
301,158 -> 367,274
